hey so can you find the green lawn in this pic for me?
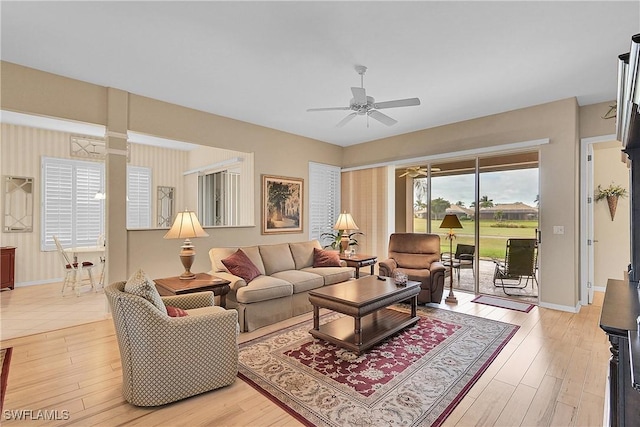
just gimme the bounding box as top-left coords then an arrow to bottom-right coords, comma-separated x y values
413,218 -> 538,259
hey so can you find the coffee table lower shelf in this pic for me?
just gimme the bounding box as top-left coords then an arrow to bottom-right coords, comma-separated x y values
310,308 -> 419,354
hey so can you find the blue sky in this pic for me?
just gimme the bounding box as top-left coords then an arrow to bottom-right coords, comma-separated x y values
426,168 -> 539,207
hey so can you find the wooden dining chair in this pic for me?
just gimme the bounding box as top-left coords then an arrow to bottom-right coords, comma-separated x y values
53,235 -> 96,296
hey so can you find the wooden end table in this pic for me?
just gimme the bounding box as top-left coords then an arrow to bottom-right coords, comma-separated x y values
339,253 -> 377,278
154,273 -> 231,308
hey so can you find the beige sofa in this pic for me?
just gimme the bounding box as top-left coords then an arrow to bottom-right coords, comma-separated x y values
209,240 -> 354,332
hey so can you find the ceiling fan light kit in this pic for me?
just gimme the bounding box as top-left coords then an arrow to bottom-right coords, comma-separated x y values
307,65 -> 421,128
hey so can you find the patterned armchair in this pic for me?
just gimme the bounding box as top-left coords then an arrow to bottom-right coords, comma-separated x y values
105,281 -> 239,406
378,233 -> 446,304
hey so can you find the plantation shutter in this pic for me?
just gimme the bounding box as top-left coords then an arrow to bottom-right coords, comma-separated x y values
42,157 -> 104,251
308,162 -> 341,243
127,166 -> 152,229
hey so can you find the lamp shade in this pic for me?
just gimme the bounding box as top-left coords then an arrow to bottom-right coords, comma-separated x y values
439,214 -> 463,230
163,210 -> 209,240
333,212 -> 359,231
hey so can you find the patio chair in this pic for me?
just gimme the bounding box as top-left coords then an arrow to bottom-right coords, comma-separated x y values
492,238 -> 538,296
442,244 -> 475,281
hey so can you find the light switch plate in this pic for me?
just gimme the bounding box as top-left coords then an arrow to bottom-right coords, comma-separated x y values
553,226 -> 564,235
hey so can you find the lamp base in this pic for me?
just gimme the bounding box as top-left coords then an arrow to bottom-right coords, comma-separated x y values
178,247 -> 196,280
179,271 -> 196,280
445,293 -> 458,304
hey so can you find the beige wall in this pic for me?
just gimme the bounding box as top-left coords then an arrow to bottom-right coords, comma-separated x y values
1,60 -> 621,310
593,142 -> 630,286
0,123 -> 190,284
1,61 -> 344,283
342,98 -> 614,310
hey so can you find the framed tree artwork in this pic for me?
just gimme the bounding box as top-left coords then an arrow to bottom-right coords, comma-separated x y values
262,175 -> 303,234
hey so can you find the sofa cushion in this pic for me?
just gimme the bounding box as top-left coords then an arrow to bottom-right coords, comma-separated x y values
235,276 -> 293,304
313,248 -> 341,267
124,269 -> 168,316
210,246 -> 266,275
210,247 -> 238,272
289,240 -> 322,269
222,249 -> 262,283
259,243 -> 296,275
272,270 -> 324,293
302,266 -> 354,285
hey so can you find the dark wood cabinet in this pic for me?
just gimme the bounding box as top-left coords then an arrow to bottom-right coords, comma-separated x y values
600,278 -> 640,426
1,246 -> 16,290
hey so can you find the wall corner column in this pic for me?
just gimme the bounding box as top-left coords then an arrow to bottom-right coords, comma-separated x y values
105,88 -> 129,283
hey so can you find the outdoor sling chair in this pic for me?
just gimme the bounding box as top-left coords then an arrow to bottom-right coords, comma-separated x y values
492,238 -> 538,296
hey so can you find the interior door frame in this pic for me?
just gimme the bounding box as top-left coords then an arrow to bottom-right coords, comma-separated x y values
580,134 -> 616,305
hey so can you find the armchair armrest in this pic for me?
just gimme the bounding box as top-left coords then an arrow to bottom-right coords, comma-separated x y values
208,270 -> 247,291
161,291 -> 215,310
378,258 -> 397,277
431,260 -> 446,274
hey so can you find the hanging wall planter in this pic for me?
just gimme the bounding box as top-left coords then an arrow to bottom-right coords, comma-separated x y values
595,183 -> 628,221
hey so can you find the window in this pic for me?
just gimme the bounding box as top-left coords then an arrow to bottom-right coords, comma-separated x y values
127,166 -> 152,229
41,157 -> 104,251
308,162 -> 341,242
198,170 -> 240,226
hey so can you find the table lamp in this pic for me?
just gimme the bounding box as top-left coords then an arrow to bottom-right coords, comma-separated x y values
164,209 -> 209,279
333,212 -> 359,255
439,213 -> 463,304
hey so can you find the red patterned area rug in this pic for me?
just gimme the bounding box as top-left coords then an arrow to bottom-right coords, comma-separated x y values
1,347 -> 12,412
238,305 -> 518,427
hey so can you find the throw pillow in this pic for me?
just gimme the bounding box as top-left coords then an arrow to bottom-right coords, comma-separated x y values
313,248 -> 342,267
124,268 -> 168,316
221,249 -> 262,283
166,306 -> 188,317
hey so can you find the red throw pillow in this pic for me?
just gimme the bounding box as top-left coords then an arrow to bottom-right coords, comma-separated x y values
166,306 -> 188,317
313,248 -> 342,267
221,249 -> 262,283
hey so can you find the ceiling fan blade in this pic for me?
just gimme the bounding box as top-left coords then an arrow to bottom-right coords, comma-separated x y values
368,110 -> 397,126
398,171 -> 409,177
336,112 -> 357,127
373,98 -> 421,109
307,106 -> 351,112
351,87 -> 367,105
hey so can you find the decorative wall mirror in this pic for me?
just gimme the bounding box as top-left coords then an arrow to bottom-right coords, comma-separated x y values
157,186 -> 175,228
4,175 -> 34,232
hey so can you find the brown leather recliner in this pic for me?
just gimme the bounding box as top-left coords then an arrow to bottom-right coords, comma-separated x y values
378,233 -> 446,304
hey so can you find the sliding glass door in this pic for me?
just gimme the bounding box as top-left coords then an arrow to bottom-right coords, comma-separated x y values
478,153 -> 539,300
407,151 -> 539,301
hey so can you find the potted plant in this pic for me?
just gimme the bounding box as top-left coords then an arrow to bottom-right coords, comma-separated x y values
320,230 -> 363,254
595,182 -> 628,221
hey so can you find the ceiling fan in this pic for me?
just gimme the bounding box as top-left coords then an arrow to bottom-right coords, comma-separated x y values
399,166 -> 428,178
307,65 -> 421,127
398,166 -> 441,177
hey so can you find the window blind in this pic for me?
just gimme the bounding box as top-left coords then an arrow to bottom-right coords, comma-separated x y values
42,157 -> 104,251
127,166 -> 152,229
309,162 -> 341,243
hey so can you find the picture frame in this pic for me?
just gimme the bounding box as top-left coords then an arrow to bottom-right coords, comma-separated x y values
262,174 -> 303,234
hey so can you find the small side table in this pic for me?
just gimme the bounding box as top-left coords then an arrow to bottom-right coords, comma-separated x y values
339,254 -> 377,279
154,273 -> 231,308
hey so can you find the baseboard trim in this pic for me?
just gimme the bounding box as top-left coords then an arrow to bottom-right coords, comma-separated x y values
538,300 -> 581,313
14,278 -> 62,288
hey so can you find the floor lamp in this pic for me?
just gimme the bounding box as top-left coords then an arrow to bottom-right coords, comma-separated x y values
439,214 -> 463,304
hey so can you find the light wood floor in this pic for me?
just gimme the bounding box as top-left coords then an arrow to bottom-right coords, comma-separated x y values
0,291 -> 609,426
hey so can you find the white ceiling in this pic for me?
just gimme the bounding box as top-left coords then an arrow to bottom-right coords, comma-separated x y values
1,1 -> 639,147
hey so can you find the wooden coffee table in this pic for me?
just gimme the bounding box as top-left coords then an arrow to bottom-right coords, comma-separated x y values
154,273 -> 231,308
308,275 -> 420,354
